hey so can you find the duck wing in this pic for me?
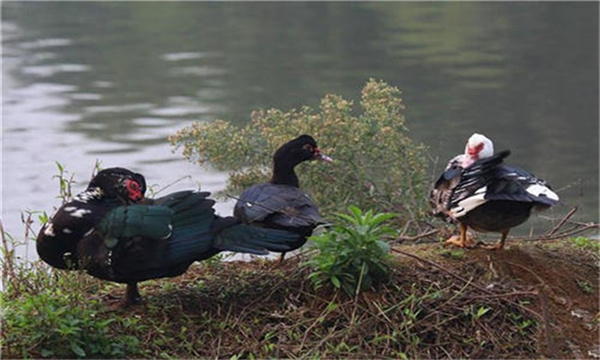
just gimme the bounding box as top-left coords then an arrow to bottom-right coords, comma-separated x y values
86,191 -> 217,281
484,164 -> 560,206
446,150 -> 511,218
234,183 -> 322,228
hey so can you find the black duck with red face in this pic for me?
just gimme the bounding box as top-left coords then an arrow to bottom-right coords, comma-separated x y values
37,167 -> 303,306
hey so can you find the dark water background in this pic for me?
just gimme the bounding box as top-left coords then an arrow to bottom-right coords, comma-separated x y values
2,2 -> 598,259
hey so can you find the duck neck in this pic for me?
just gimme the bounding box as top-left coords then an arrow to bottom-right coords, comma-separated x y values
270,161 -> 300,187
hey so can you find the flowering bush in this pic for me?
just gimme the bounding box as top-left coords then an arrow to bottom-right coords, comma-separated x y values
169,79 -> 429,226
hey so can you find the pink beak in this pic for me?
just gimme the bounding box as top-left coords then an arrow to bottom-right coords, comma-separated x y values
315,148 -> 333,162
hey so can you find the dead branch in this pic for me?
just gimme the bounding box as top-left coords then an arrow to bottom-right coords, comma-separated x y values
395,229 -> 440,242
538,289 -> 557,357
547,206 -> 579,236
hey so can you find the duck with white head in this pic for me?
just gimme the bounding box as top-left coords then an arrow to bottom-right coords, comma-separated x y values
430,133 -> 560,250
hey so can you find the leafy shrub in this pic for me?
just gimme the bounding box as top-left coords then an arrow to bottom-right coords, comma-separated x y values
305,206 -> 397,295
169,79 -> 429,226
2,287 -> 140,359
1,228 -> 141,359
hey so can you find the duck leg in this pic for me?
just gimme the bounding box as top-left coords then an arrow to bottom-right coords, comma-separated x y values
122,282 -> 141,307
445,223 -> 476,248
278,252 -> 287,265
480,229 -> 509,251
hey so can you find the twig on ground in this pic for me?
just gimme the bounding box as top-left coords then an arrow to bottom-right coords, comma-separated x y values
538,289 -> 557,357
547,206 -> 579,236
513,223 -> 599,242
391,247 -> 542,319
395,229 -> 440,243
391,248 -> 494,295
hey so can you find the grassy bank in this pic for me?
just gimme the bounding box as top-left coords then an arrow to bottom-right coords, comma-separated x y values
2,235 -> 598,359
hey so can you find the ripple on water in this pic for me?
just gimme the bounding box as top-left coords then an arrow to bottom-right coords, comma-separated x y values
22,64 -> 90,77
161,52 -> 212,61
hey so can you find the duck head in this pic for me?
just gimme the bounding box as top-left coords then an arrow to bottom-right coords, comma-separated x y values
463,133 -> 494,167
271,135 -> 332,186
84,167 -> 147,203
273,135 -> 332,165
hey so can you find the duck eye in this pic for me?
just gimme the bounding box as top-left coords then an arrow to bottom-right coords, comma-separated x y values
125,180 -> 143,200
303,144 -> 313,151
126,180 -> 139,191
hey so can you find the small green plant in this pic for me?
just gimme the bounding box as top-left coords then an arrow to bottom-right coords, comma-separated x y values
466,305 -> 491,321
569,236 -> 600,251
576,279 -> 595,294
53,161 -> 76,203
305,206 -> 397,295
507,312 -> 536,336
53,160 -> 104,204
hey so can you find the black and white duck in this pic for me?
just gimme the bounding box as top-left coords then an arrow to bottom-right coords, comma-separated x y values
430,133 -> 560,250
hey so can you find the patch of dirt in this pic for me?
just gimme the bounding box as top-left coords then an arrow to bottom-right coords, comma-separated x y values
465,242 -> 600,359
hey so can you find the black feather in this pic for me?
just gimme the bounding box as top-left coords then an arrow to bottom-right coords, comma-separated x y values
449,150 -> 511,207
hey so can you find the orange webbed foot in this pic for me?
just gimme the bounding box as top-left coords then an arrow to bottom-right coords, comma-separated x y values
444,234 -> 477,248
477,230 -> 508,251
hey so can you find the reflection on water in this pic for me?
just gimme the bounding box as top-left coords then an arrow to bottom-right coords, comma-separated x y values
2,2 -> 598,260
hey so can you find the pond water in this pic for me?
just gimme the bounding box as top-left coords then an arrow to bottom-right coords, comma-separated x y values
2,2 -> 598,260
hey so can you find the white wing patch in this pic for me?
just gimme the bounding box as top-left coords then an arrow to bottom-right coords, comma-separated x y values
43,223 -> 56,237
64,206 -> 77,212
70,209 -> 92,218
75,188 -> 104,202
450,186 -> 488,218
526,184 -> 559,201
84,228 -> 94,237
63,228 -> 72,234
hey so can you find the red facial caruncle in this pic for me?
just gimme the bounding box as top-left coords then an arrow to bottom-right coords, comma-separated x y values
125,179 -> 143,201
467,142 -> 484,158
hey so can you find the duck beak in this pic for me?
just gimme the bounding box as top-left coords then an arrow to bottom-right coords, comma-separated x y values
314,148 -> 333,163
319,153 -> 334,162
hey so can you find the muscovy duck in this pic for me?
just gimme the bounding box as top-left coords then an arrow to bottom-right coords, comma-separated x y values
430,133 -> 560,250
233,135 -> 332,262
36,167 -> 303,306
